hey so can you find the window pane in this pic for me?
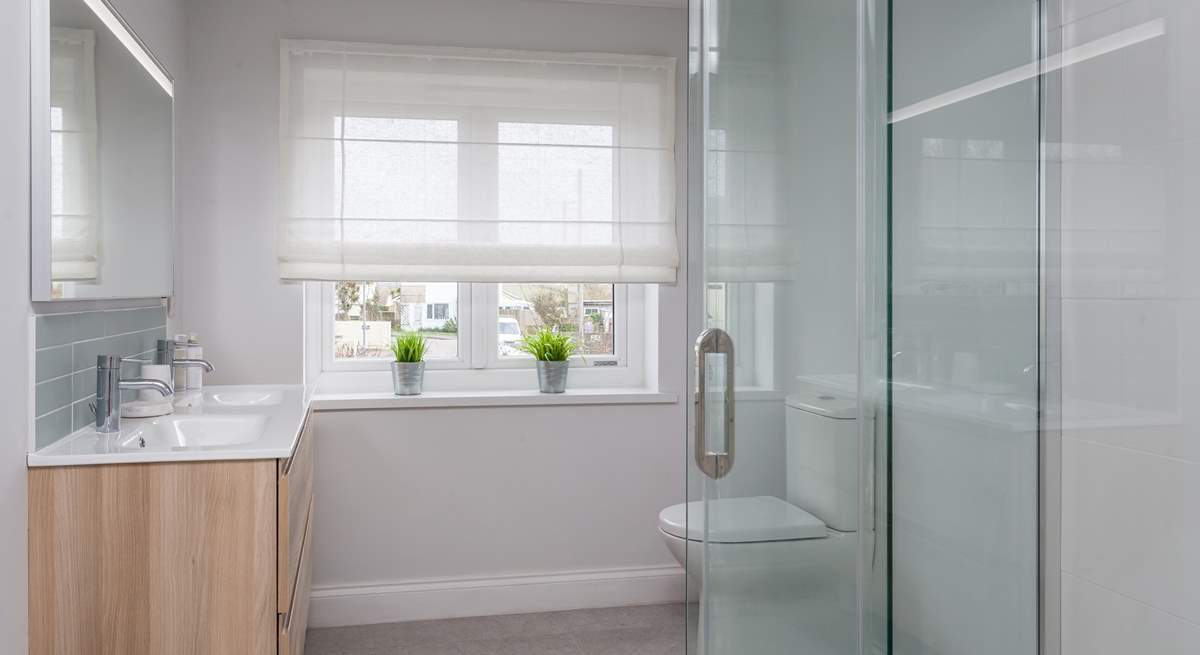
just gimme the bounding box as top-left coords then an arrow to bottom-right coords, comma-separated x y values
337,117 -> 458,220
497,122 -> 614,222
334,282 -> 458,360
497,283 -> 615,358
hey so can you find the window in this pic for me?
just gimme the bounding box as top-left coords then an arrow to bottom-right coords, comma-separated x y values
333,282 -> 459,361
287,42 -> 668,387
497,283 -> 615,359
704,281 -> 775,389
323,281 -> 639,376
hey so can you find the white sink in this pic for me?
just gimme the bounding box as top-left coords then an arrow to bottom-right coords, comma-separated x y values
119,414 -> 268,450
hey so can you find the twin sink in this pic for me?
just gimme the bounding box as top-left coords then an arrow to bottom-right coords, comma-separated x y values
28,386 -> 309,467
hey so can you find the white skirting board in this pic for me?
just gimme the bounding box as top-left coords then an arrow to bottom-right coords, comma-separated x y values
309,565 -> 691,628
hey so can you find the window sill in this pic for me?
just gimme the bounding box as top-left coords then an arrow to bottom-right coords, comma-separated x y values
310,387 -> 678,411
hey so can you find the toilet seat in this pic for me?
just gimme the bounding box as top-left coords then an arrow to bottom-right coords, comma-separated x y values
658,496 -> 827,544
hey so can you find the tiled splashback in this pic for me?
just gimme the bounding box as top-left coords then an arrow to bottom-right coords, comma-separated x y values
34,306 -> 167,449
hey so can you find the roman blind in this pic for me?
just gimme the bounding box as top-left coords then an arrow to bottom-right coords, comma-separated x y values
279,40 -> 678,283
50,28 -> 99,281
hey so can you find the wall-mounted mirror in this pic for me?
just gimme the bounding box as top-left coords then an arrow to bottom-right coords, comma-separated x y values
31,0 -> 173,301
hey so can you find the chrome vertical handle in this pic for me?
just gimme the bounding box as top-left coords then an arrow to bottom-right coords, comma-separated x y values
695,328 -> 735,479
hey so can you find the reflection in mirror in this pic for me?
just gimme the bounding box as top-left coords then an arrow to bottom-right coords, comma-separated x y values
35,0 -> 174,300
49,27 -> 98,282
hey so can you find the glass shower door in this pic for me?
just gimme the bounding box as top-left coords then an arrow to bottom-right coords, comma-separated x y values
689,0 -> 1045,654
690,0 -> 863,653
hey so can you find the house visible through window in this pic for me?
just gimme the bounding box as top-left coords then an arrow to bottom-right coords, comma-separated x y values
330,281 -> 618,368
497,283 -> 614,359
334,282 -> 459,360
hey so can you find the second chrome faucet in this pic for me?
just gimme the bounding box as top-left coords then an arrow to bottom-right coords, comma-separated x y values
154,338 -> 214,390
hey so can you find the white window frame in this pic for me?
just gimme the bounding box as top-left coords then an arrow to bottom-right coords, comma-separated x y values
319,281 -> 649,389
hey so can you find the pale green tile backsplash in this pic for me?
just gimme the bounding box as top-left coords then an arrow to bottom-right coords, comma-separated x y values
34,306 -> 167,449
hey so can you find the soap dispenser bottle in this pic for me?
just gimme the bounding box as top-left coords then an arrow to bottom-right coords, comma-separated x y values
173,334 -> 190,390
186,334 -> 204,390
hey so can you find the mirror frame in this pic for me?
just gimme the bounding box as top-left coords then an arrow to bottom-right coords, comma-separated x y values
30,0 -> 175,301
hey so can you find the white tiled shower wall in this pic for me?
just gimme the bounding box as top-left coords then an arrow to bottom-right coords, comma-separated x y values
1057,0 -> 1200,651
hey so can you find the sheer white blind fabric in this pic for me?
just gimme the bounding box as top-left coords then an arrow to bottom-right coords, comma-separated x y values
279,41 -> 679,283
50,28 -> 99,281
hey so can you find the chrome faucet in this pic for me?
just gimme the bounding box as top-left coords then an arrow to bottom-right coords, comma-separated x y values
154,339 -> 214,390
94,355 -> 173,433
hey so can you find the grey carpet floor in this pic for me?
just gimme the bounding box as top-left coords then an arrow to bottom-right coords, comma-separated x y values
306,603 -> 692,655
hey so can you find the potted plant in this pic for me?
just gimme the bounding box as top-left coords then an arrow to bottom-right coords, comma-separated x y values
389,332 -> 427,395
517,328 -> 576,393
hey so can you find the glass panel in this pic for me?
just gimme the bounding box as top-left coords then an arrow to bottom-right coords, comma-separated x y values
693,0 -> 861,654
885,0 -> 1041,652
496,283 -> 615,358
1052,2 -> 1197,653
859,2 -> 892,654
339,118 -> 459,220
693,0 -> 1043,653
333,282 -> 459,360
497,122 -> 615,223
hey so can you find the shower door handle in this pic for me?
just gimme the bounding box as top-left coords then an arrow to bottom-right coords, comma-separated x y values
695,328 -> 735,479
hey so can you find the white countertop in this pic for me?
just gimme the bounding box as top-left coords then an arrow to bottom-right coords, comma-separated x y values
28,385 -> 311,467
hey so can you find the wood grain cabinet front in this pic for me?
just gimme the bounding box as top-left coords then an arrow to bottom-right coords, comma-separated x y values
29,410 -> 316,655
279,410 -> 315,610
279,498 -> 315,655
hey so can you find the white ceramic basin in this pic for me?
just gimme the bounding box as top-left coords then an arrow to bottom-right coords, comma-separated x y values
119,414 -> 268,450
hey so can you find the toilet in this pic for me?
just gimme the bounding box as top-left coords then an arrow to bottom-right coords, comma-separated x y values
658,384 -> 862,589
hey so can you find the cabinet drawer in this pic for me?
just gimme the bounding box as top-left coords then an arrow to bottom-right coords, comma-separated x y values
278,498 -> 314,655
278,409 -> 315,610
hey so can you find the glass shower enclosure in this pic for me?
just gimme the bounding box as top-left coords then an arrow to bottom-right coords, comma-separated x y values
686,1 -> 1047,653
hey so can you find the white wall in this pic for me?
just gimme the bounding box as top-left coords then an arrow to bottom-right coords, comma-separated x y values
0,2 -> 32,650
308,404 -> 686,625
176,0 -> 690,624
1056,0 -> 1200,652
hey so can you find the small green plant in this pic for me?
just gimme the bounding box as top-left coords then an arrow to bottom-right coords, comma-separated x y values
517,328 -> 577,362
390,332 -> 427,363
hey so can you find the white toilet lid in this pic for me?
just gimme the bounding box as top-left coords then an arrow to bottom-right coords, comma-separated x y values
658,496 -> 827,544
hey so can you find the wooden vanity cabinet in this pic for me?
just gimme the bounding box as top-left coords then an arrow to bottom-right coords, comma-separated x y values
29,410 -> 316,655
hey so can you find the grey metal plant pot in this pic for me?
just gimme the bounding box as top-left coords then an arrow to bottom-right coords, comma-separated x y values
391,361 -> 425,395
536,360 -> 569,393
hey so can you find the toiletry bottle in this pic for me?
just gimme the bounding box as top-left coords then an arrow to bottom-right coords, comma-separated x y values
173,334 -> 190,390
186,334 -> 204,390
